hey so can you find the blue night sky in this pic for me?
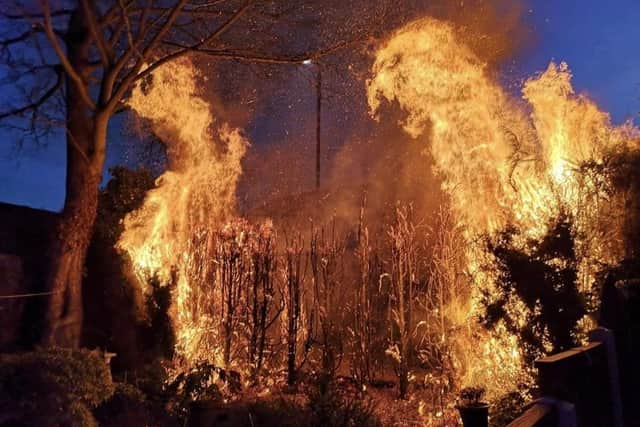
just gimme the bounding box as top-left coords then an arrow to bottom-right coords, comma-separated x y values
1,0 -> 639,212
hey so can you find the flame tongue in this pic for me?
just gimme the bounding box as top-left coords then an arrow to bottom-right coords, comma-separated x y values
368,17 -> 638,397
116,17 -> 640,402
118,58 -> 248,362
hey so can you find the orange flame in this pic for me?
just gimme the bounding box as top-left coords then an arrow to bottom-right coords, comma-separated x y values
118,58 -> 248,364
368,17 -> 639,398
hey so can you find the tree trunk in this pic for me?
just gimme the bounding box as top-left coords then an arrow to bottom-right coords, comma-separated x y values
40,9 -> 107,347
41,154 -> 101,347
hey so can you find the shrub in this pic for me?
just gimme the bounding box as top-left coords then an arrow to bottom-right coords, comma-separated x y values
0,348 -> 114,426
243,398 -> 308,427
458,386 -> 486,407
307,373 -> 381,427
94,383 -> 150,427
483,215 -> 587,363
490,390 -> 528,427
165,362 -> 241,419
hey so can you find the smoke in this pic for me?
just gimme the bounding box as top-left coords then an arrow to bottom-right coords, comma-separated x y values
366,14 -> 639,396
233,0 -> 532,237
118,0 -> 548,390
420,0 -> 532,67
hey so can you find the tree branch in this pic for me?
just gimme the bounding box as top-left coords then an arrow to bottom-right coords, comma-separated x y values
65,127 -> 91,165
105,0 -> 189,112
190,36 -> 372,65
133,1 -> 255,82
101,0 -> 167,106
0,8 -> 72,20
80,0 -> 110,66
41,1 -> 96,110
0,26 -> 65,50
0,66 -> 62,120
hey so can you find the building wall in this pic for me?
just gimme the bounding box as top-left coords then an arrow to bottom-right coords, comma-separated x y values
0,202 -> 57,350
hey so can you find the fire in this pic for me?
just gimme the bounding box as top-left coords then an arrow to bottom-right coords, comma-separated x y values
118,57 -> 248,364
368,17 -> 639,397
114,14 -> 640,417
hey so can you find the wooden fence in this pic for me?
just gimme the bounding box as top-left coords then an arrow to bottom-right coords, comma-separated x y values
507,328 -> 623,427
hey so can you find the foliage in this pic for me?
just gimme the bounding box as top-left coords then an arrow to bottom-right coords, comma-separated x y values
94,383 -> 151,427
141,274 -> 176,361
243,397 -> 307,427
95,167 -> 156,244
0,348 -> 114,426
309,226 -> 347,379
282,234 -> 309,387
490,390 -> 528,427
165,361 -> 242,419
84,167 -> 156,372
458,386 -> 486,406
307,373 -> 381,427
482,214 -> 587,363
386,205 -> 422,399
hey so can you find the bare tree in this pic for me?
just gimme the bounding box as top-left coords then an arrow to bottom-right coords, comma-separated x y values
0,0 -> 390,348
216,220 -> 252,368
419,207 -> 467,410
351,196 -> 383,388
246,222 -> 282,383
309,223 -> 346,378
387,205 -> 420,399
282,234 -> 308,386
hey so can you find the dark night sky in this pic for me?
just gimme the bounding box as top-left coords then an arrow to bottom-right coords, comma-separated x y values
1,0 -> 639,212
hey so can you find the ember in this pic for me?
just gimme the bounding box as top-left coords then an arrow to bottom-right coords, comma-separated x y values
1,2 -> 639,426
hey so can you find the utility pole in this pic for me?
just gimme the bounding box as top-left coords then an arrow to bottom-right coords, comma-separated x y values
303,58 -> 322,189
315,64 -> 322,189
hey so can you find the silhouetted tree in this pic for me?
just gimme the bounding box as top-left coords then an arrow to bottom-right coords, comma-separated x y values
0,0 -> 391,348
84,167 -> 155,370
482,214 -> 587,363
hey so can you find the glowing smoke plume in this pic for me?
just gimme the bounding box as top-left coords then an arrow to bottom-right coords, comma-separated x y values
118,57 -> 248,362
368,17 -> 639,396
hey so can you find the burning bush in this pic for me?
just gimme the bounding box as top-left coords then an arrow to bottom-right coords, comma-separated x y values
106,14 -> 640,423
483,214 -> 588,363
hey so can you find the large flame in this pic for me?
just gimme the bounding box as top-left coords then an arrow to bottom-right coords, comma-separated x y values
368,17 -> 638,397
115,16 -> 640,408
118,58 -> 248,363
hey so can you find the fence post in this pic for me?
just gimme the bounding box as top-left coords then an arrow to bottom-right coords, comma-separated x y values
589,327 -> 623,427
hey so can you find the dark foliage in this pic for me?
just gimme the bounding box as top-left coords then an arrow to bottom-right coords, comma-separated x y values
83,167 -> 156,371
165,361 -> 242,419
490,390 -> 528,426
141,274 -> 177,361
0,348 -> 114,426
307,373 -> 381,427
458,386 -> 486,406
243,398 -> 307,427
601,150 -> 640,258
94,383 -> 151,427
482,214 -> 587,363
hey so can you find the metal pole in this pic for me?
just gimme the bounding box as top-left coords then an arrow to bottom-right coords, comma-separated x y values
315,64 -> 321,189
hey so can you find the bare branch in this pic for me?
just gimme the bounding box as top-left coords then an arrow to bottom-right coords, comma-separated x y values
80,0 -> 110,66
100,1 -> 172,106
0,27 -> 38,47
41,1 -> 96,110
0,8 -> 72,20
0,66 -> 62,120
65,126 -> 91,165
132,1 -> 254,82
106,0 -> 190,112
0,25 -> 65,51
192,35 -> 373,66
198,1 -> 253,47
